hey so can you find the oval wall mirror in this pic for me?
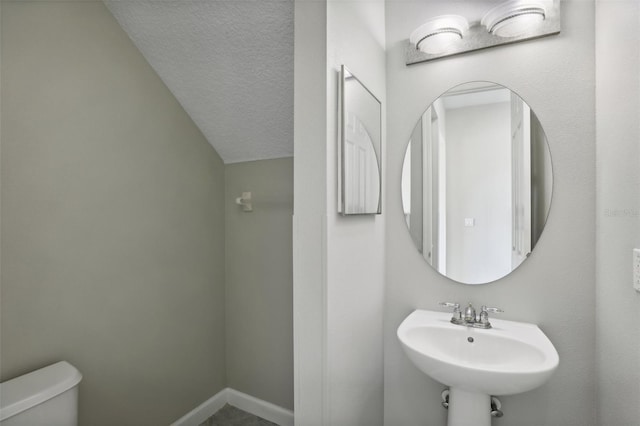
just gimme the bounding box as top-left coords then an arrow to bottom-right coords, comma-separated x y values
401,81 -> 553,285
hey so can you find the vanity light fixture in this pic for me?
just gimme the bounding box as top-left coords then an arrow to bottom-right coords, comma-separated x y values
409,15 -> 469,55
482,0 -> 547,38
405,0 -> 559,65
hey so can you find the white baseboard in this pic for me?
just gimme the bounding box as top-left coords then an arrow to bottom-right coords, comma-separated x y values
226,388 -> 294,426
169,388 -> 228,426
170,387 -> 294,426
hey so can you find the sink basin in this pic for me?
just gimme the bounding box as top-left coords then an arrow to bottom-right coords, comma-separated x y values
397,309 -> 559,396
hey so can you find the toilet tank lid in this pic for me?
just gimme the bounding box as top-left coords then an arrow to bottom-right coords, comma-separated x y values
0,361 -> 82,421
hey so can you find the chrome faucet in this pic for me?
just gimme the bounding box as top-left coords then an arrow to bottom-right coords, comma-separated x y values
464,303 -> 476,323
439,302 -> 503,329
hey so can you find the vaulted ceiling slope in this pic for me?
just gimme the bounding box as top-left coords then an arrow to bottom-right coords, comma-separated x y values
105,0 -> 294,164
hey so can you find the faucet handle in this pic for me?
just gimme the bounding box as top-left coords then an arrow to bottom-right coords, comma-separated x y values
481,306 -> 503,314
478,306 -> 503,328
439,302 -> 463,324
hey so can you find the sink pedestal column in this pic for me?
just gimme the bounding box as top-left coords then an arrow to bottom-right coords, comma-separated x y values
447,388 -> 491,426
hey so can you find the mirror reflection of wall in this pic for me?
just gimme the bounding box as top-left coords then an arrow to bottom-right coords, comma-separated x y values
401,82 -> 553,285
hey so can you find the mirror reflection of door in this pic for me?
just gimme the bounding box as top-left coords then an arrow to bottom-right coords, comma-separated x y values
403,103 -> 447,271
530,113 -> 553,248
511,93 -> 532,267
340,66 -> 382,215
344,113 -> 380,214
401,82 -> 553,285
422,106 -> 446,270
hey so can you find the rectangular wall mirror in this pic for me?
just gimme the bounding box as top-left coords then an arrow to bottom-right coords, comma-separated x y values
338,65 -> 382,215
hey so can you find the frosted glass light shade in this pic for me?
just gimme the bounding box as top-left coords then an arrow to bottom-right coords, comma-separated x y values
410,15 -> 469,55
482,1 -> 546,38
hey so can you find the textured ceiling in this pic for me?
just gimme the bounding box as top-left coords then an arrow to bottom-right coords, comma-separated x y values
105,0 -> 294,164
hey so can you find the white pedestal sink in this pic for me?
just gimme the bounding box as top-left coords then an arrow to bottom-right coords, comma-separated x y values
397,309 -> 559,426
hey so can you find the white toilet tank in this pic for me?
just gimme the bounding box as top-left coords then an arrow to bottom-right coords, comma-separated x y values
0,361 -> 82,426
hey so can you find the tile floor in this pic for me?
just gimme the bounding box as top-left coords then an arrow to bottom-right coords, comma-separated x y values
198,404 -> 279,426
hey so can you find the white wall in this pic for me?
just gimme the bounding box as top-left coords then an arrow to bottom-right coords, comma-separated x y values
326,2 -> 386,424
595,1 -> 640,425
445,102 -> 512,284
293,0 -> 386,423
384,1 -> 596,425
293,0 -> 328,422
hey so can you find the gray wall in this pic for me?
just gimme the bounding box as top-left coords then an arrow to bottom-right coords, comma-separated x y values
595,1 -> 640,425
384,1 -> 596,425
0,2 -> 226,425
225,158 -> 293,410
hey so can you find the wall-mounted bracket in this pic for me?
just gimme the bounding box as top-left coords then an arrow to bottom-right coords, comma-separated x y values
235,191 -> 253,212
